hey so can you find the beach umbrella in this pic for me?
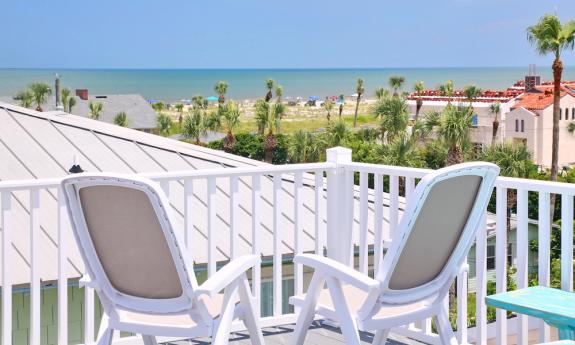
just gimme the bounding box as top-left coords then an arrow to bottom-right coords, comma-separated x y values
206,96 -> 219,102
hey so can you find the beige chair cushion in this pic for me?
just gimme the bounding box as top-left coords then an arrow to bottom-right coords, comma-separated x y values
291,284 -> 425,319
122,293 -> 238,326
388,175 -> 482,290
79,185 -> 183,299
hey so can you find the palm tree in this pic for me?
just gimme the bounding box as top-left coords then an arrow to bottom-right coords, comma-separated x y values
327,121 -> 350,147
388,75 -> 405,97
463,85 -> 482,108
192,95 -> 207,110
265,79 -> 274,102
208,101 -> 242,152
61,88 -> 71,112
438,80 -> 455,105
438,105 -> 474,165
323,99 -> 334,122
489,102 -> 501,145
68,97 -> 77,114
254,99 -> 270,135
152,102 -> 165,113
527,15 -> 575,191
113,112 -> 129,127
263,103 -> 285,163
175,103 -> 184,126
214,81 -> 228,104
374,87 -> 389,100
353,78 -> 364,127
413,81 -> 425,120
379,133 -> 422,168
275,85 -> 283,103
374,96 -> 409,142
13,90 -> 34,108
481,143 -> 534,230
288,130 -> 314,163
157,113 -> 173,136
29,82 -> 52,111
88,101 -> 103,120
182,109 -> 206,144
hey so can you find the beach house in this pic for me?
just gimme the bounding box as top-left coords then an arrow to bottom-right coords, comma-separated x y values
506,83 -> 575,168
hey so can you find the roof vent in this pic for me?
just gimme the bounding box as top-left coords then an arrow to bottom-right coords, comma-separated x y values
68,164 -> 84,174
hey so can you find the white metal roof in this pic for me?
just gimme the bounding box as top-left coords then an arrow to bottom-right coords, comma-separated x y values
0,102 -> 397,285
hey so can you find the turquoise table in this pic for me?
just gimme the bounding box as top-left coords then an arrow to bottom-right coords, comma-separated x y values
486,286 -> 575,340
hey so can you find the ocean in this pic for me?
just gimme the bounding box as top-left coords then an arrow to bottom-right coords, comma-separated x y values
1,67 -> 574,102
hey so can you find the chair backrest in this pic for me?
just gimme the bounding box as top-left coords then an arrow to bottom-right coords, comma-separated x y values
62,173 -> 198,314
376,162 -> 499,304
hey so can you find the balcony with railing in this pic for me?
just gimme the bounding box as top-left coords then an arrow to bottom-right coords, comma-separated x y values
0,146 -> 573,345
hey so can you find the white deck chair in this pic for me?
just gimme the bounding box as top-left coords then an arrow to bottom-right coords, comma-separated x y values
61,173 -> 265,345
289,162 -> 499,345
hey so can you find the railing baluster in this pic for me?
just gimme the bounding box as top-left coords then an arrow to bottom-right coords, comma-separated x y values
57,187 -> 68,345
475,212 -> 488,345
29,190 -> 42,345
184,179 -> 194,250
389,175 -> 399,238
561,194 -> 574,292
230,176 -> 239,259
314,172 -> 324,255
207,177 -> 217,276
495,187 -> 508,345
359,172 -> 368,274
538,192 -> 551,342
2,192 -> 12,345
457,262 -> 468,344
373,173 -> 384,273
405,176 -> 415,201
516,189 -> 529,345
272,174 -> 282,316
294,172 -> 304,298
251,175 -> 262,314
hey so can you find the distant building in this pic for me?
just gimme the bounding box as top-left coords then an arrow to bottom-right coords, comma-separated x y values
506,83 -> 575,167
2,89 -> 158,133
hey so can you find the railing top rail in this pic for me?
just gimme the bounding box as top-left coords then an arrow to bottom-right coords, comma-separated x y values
0,162 -> 334,191
342,162 -> 431,178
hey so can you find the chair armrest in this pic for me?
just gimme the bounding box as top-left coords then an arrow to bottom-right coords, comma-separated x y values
294,254 -> 380,292
195,254 -> 261,298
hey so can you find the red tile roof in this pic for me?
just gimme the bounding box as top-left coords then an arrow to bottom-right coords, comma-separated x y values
511,86 -> 575,111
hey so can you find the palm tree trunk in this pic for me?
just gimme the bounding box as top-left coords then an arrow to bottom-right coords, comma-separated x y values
264,132 -> 277,163
446,145 -> 462,166
353,95 -> 361,127
550,58 -> 563,223
415,99 -> 422,120
492,118 -> 499,146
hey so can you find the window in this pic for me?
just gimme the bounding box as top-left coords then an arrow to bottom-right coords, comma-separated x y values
472,114 -> 478,127
515,119 -> 519,132
487,245 -> 495,270
521,119 -> 525,132
560,108 -> 562,120
572,108 -> 575,120
507,243 -> 514,267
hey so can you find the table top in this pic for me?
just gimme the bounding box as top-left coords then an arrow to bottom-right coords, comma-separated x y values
486,286 -> 575,327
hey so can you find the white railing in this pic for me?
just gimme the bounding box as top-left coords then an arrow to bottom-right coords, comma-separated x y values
0,147 -> 574,345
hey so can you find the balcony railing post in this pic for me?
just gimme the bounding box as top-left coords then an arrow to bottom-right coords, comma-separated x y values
326,147 -> 353,265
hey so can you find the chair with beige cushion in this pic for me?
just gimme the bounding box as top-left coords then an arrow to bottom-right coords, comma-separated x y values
289,162 -> 499,345
62,173 -> 264,345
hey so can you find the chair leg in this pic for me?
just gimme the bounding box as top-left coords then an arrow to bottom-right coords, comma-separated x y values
96,314 -> 113,345
436,303 -> 457,345
141,335 -> 159,345
291,274 -> 325,345
326,277 -> 362,345
238,276 -> 265,345
372,329 -> 389,345
212,281 -> 239,345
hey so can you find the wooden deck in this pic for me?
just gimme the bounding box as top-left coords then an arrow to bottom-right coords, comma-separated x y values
168,321 -> 426,344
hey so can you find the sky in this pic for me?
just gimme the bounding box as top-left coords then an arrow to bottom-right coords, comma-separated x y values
2,0 -> 575,69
